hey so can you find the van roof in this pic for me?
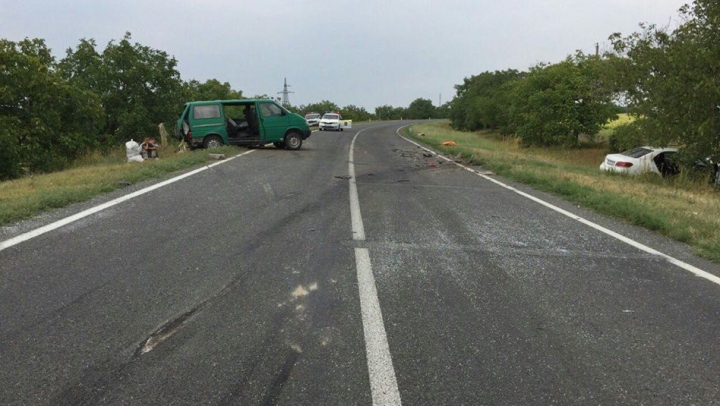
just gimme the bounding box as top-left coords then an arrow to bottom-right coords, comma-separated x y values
185,99 -> 277,105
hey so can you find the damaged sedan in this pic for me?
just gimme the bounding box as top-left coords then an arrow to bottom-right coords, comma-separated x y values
600,146 -> 679,177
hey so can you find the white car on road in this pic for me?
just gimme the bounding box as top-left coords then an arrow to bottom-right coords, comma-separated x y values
319,113 -> 345,131
600,146 -> 679,177
304,113 -> 321,127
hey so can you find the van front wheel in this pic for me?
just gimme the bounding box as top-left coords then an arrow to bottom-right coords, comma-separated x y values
284,132 -> 303,150
203,135 -> 223,148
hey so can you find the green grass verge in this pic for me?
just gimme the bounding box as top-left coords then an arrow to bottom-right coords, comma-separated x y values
0,145 -> 244,226
404,123 -> 720,263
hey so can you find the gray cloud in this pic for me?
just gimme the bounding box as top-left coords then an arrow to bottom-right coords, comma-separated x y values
1,0 -> 689,110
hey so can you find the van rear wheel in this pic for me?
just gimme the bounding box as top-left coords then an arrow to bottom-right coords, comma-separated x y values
284,132 -> 302,150
203,135 -> 223,148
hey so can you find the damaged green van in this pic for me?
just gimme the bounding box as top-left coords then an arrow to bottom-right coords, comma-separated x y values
176,99 -> 312,150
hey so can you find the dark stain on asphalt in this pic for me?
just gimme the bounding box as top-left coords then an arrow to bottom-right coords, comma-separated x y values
261,349 -> 301,406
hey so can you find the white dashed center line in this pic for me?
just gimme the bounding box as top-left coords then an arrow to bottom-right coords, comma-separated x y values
348,127 -> 402,406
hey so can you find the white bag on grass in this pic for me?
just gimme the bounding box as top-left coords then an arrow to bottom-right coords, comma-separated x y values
125,139 -> 144,163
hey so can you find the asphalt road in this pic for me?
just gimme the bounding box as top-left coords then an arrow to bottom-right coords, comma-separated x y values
1,122 -> 719,405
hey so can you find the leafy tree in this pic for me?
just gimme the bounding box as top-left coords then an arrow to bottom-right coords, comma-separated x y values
374,105 -> 407,120
508,54 -> 617,147
101,33 -> 182,142
375,105 -> 395,120
183,79 -> 243,101
57,38 -> 103,93
0,38 -> 102,178
60,32 -> 183,144
393,106 -> 407,119
449,70 -> 523,131
609,0 -> 720,158
341,105 -> 371,121
436,102 -> 451,119
0,117 -> 22,180
298,100 -> 339,115
405,98 -> 436,119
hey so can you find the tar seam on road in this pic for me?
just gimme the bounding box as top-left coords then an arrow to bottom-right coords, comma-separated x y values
0,149 -> 256,253
349,126 -> 403,406
397,128 -> 720,287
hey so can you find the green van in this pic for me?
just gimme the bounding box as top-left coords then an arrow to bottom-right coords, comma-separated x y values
176,99 -> 312,149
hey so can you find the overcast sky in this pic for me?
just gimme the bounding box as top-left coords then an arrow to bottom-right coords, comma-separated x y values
1,0 -> 690,111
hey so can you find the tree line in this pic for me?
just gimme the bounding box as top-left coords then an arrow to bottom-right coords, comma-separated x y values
449,0 -> 720,161
295,98 -> 449,123
0,33 -> 237,180
449,54 -> 618,148
0,32 -> 447,180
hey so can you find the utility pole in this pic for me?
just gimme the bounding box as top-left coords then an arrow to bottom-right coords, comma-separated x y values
439,93 -> 442,107
277,78 -> 294,107
596,43 -> 600,57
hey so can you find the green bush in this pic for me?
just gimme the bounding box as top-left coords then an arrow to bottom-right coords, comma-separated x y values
0,118 -> 21,180
607,122 -> 647,153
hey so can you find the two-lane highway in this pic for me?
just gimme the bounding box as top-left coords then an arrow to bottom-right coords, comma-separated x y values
1,122 -> 719,405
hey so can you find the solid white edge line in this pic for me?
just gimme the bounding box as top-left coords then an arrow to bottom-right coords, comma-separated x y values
350,126 -> 402,405
355,248 -> 402,406
0,149 -> 256,252
396,127 -> 720,287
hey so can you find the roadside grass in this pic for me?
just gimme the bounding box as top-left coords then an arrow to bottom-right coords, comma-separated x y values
0,143 -> 245,226
405,122 -> 720,262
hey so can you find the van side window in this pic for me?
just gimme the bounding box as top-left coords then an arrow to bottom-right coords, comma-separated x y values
193,105 -> 221,119
260,102 -> 283,117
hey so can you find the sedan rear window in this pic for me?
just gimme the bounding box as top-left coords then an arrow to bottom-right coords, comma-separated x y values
621,147 -> 652,158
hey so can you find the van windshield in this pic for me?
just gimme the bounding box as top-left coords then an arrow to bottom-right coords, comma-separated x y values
323,114 -> 339,120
